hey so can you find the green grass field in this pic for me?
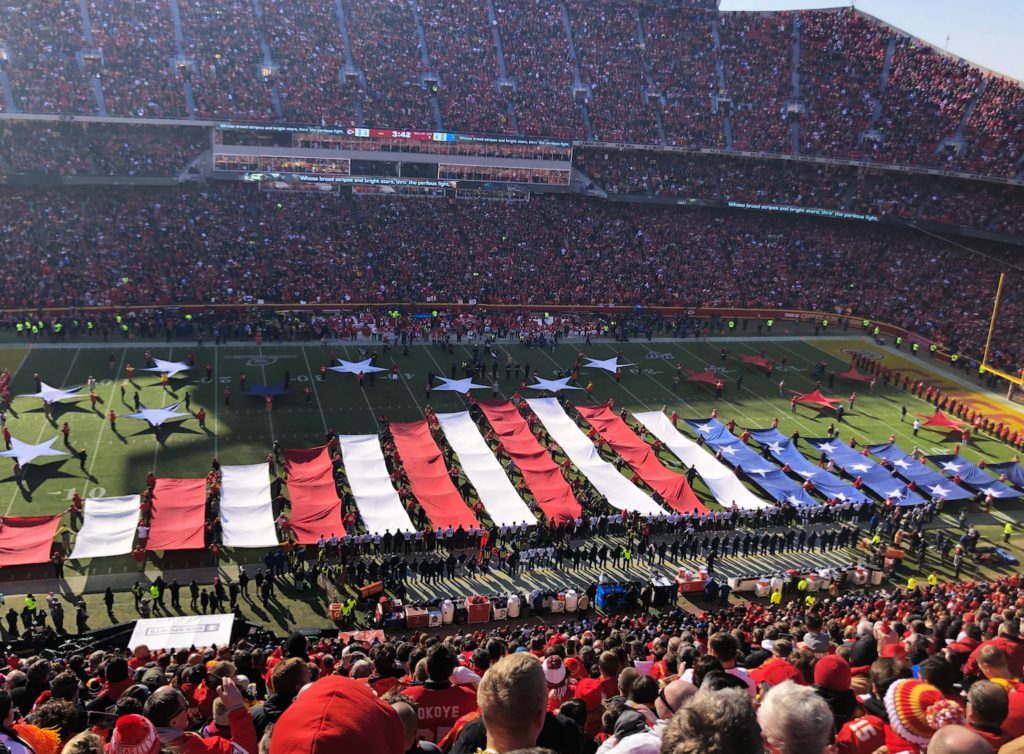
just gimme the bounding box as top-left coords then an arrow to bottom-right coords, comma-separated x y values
0,334 -> 1020,568
0,331 -> 1022,631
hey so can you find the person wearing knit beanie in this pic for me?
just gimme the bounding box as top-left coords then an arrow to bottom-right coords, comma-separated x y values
884,678 -> 966,753
109,714 -> 160,754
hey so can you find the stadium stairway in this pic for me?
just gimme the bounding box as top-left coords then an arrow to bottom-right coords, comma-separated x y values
790,18 -> 801,154
483,0 -> 519,133
869,34 -> 898,131
0,71 -> 17,113
559,1 -> 595,141
75,0 -> 96,48
632,7 -> 668,145
331,0 -> 365,126
409,1 -> 445,131
166,0 -> 197,118
954,77 -> 988,142
252,0 -> 284,120
710,15 -> 734,149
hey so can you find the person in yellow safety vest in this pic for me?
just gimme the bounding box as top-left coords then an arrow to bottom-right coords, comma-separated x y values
770,591 -> 781,605
797,578 -> 807,592
623,547 -> 632,565
873,327 -> 880,337
871,533 -> 881,547
821,319 -> 828,329
912,342 -> 919,354
14,323 -> 22,337
728,320 -> 735,331
927,572 -> 938,587
1005,522 -> 1013,544
929,344 -> 937,356
863,319 -> 870,329
805,595 -> 815,609
25,594 -> 35,611
907,577 -> 917,591
766,319 -> 774,330
951,354 -> 959,364
896,336 -> 902,348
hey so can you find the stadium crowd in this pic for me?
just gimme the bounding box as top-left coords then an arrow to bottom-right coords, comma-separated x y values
0,122 -> 208,176
718,12 -> 794,155
2,5 -> 1022,175
575,148 -> 1024,235
3,571 -> 1024,753
494,0 -> 585,139
0,187 -> 1022,364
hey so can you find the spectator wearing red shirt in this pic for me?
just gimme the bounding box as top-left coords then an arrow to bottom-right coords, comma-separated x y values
574,650 -> 621,737
403,644 -> 478,744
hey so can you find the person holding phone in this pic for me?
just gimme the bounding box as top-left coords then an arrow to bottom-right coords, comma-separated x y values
143,676 -> 257,753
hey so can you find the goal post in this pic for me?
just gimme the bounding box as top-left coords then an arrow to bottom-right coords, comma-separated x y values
981,272 -> 1024,387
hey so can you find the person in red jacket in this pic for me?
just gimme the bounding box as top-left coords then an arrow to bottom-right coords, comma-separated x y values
143,676 -> 257,754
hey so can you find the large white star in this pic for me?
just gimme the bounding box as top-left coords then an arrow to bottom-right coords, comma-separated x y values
0,436 -> 70,466
848,463 -> 872,473
893,459 -> 912,469
787,494 -> 806,505
928,484 -> 952,497
140,358 -> 193,377
767,442 -> 784,454
719,445 -> 739,456
329,358 -> 388,375
123,401 -> 189,427
527,376 -> 582,392
795,469 -> 815,478
818,442 -> 838,453
886,488 -> 905,499
21,382 -> 84,403
695,423 -> 714,434
583,356 -> 634,373
432,377 -> 490,392
979,487 -> 1003,497
941,460 -> 966,474
747,467 -> 775,476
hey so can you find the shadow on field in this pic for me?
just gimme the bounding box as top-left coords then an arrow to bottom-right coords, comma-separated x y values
0,459 -> 79,500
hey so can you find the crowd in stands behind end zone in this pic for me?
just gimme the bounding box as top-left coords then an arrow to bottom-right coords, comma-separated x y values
574,148 -> 1024,236
0,123 -> 208,177
4,573 -> 1024,753
0,4 -> 1023,175
0,187 -> 1023,365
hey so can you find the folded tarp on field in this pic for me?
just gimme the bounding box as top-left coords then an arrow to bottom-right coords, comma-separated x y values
336,435 -> 415,535
685,419 -> 816,506
866,444 -> 973,501
478,400 -> 580,524
219,464 -> 279,547
925,455 -> 1019,498
146,478 -> 207,550
390,421 -> 479,529
916,410 -> 970,432
634,412 -> 768,509
577,405 -> 706,513
791,390 -> 844,411
434,412 -> 534,527
806,439 -> 924,506
0,516 -> 61,566
836,366 -> 872,382
69,495 -> 140,559
528,398 -> 665,516
749,428 -> 871,503
283,446 -> 346,544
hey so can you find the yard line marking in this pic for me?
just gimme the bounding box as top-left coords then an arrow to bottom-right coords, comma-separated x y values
80,348 -> 128,495
256,345 -> 276,443
299,346 -> 328,432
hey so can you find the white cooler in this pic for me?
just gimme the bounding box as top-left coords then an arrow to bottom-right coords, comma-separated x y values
565,590 -> 579,612
806,574 -> 820,592
428,610 -> 442,627
507,594 -> 521,618
550,596 -> 565,613
755,578 -> 771,598
441,599 -> 454,624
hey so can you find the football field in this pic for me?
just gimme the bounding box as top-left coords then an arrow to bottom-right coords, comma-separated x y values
0,332 -> 1020,576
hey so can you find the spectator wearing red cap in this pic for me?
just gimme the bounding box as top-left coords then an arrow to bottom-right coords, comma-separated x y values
813,655 -> 857,731
574,650 -> 621,737
749,639 -> 804,692
109,713 -> 160,754
268,676 -> 404,754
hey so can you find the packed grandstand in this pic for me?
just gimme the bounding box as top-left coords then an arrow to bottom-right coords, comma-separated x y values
3,0 -> 1024,753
